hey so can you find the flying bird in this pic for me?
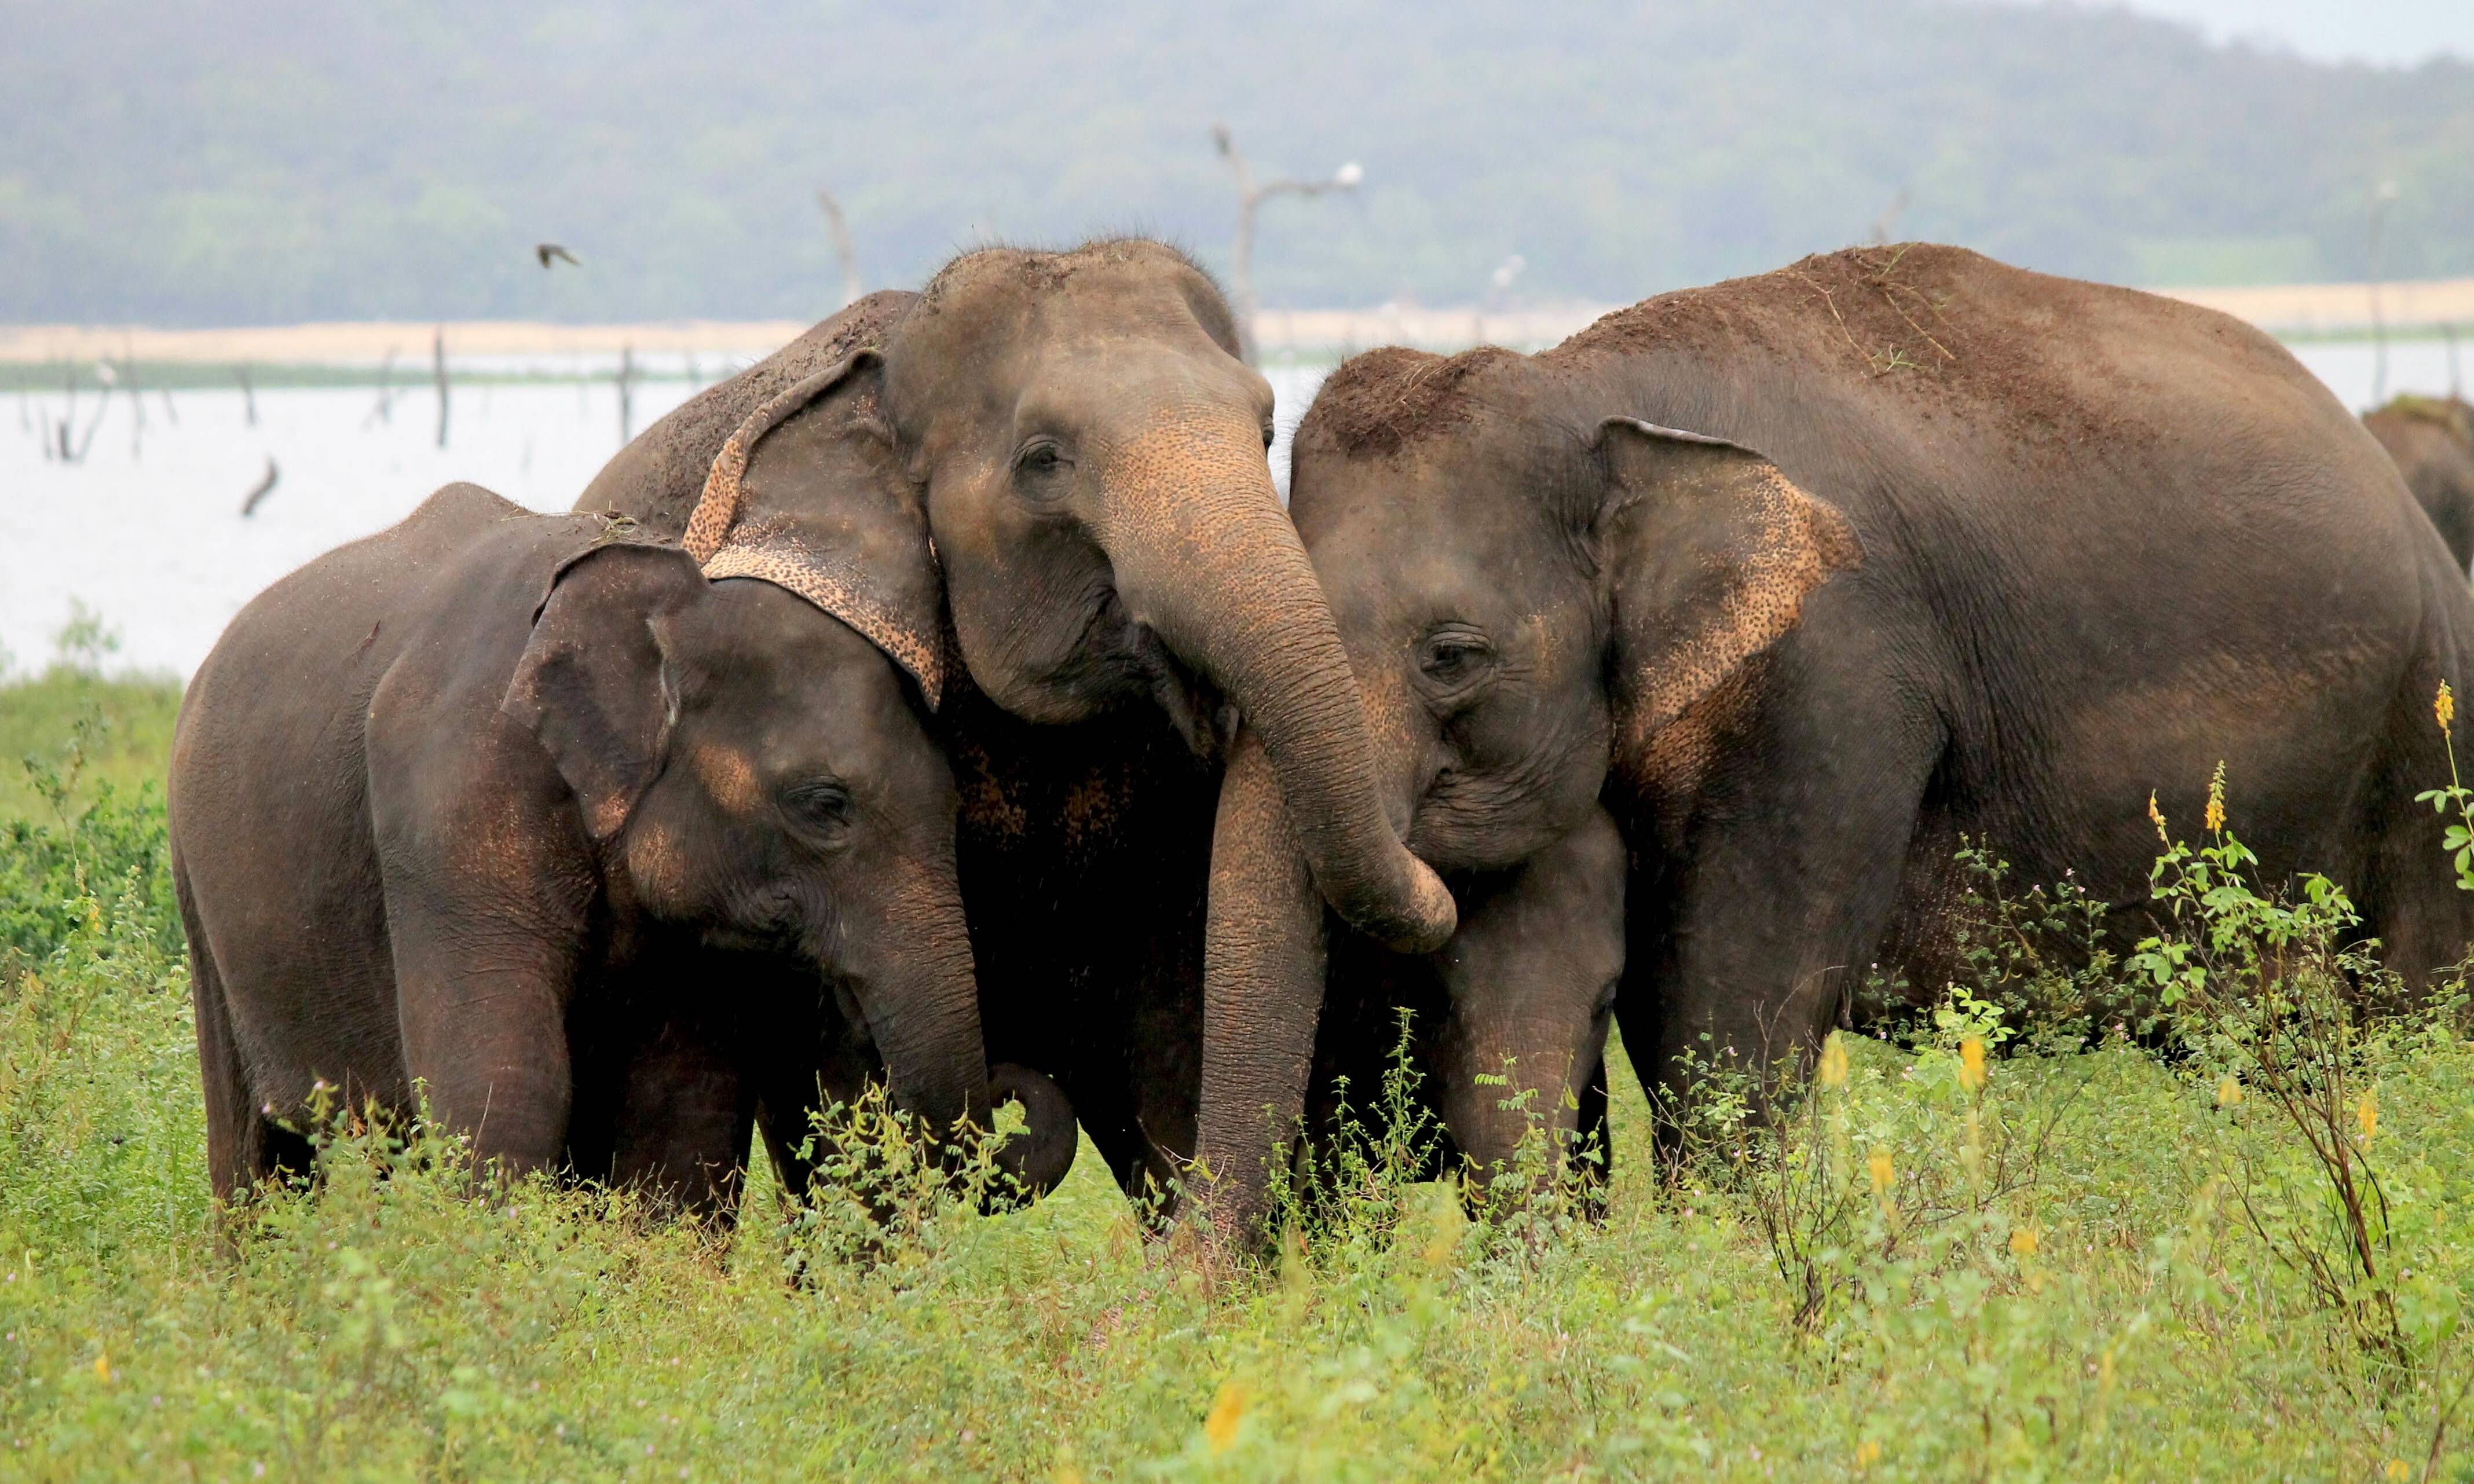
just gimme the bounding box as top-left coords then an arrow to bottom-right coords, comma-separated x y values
535,243 -> 581,269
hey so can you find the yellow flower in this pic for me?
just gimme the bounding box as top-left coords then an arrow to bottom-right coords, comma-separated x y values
1868,1148 -> 1895,1194
2009,1226 -> 2039,1258
2204,761 -> 2226,835
2385,1459 -> 2410,1482
1959,1037 -> 1986,1093
2358,1089 -> 2379,1146
1204,1379 -> 1251,1455
2216,1076 -> 2244,1108
1817,1032 -> 1849,1089
93,1351 -> 111,1384
2440,680 -> 2456,734
2148,792 -> 2168,843
1856,1438 -> 1882,1468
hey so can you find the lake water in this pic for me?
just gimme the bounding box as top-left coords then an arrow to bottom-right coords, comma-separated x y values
0,340 -> 2463,680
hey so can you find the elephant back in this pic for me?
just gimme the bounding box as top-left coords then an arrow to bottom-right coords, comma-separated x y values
576,290 -> 918,538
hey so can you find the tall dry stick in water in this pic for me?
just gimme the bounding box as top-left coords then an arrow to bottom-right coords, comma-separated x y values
816,189 -> 862,309
617,346 -> 637,443
432,327 -> 449,449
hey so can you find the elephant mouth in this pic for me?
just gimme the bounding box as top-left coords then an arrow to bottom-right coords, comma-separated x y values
1037,587 -> 1223,761
1131,625 -> 1223,763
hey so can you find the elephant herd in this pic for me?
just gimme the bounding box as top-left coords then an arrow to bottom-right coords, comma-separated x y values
167,239 -> 2474,1248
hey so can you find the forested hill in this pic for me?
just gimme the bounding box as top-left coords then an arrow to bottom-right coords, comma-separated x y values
3,0 -> 2470,325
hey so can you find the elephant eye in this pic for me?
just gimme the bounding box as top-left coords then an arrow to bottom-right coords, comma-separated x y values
1012,437 -> 1074,501
781,779 -> 855,840
1417,627 -> 1497,692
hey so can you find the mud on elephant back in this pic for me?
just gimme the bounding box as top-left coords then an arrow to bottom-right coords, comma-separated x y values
1195,243 -> 2474,1244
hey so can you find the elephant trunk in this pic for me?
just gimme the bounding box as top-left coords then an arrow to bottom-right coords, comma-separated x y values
1432,808 -> 1629,1212
1432,999 -> 1602,1208
1095,422 -> 1456,955
1189,728 -> 1329,1245
831,851 -> 993,1156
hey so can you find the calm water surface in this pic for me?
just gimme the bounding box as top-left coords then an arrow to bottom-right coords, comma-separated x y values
0,343 -> 2457,680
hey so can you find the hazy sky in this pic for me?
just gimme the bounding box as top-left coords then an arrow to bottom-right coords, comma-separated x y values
2089,0 -> 2474,65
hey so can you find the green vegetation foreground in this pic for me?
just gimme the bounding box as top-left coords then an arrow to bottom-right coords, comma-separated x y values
5,670 -> 2474,1481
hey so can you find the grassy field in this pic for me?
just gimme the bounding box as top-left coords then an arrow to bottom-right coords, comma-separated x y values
5,670 -> 2474,1481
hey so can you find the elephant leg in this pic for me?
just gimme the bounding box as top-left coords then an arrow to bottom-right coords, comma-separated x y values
609,1016 -> 757,1224
1623,657 -> 1944,1113
1575,1057 -> 1611,1219
750,981 -> 879,1205
181,858 -> 266,1204
381,888 -> 579,1179
180,860 -> 316,1204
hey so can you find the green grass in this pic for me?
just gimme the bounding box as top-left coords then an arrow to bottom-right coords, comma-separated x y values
5,670 -> 2474,1481
0,666 -> 182,826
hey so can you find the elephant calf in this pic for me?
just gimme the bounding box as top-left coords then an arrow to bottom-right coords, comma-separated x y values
171,467 -> 1068,1217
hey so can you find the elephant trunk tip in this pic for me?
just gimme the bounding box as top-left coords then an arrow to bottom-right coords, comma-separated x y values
1327,848 -> 1458,955
987,1062 -> 1078,1201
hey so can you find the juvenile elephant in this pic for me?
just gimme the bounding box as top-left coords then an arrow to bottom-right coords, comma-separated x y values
579,240 -> 1451,1210
173,386 -> 1070,1216
1196,244 -> 2474,1236
2365,394 -> 2474,573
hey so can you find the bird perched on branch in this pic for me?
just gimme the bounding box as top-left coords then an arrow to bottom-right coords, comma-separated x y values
535,243 -> 580,269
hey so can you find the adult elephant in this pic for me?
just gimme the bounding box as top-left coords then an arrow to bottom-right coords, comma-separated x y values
1195,244 -> 2474,1237
579,240 -> 1453,1210
2365,394 -> 2474,574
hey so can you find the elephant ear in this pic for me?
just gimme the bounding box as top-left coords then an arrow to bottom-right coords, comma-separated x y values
1595,417 -> 1860,764
503,543 -> 707,841
684,349 -> 947,710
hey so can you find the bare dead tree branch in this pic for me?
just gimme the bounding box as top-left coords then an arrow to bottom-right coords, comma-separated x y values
817,189 -> 862,310
239,456 -> 280,517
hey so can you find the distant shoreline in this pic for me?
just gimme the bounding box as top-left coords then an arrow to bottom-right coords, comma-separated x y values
4,276 -> 2470,371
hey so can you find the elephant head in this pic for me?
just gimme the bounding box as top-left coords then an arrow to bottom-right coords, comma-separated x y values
1198,346 -> 1858,1235
866,240 -> 1455,958
516,356 -> 1079,1199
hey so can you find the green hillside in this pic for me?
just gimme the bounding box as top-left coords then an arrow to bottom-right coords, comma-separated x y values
2,0 -> 2470,323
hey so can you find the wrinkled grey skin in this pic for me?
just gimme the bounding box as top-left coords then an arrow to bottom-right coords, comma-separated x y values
1205,244 -> 2474,1237
171,483 -> 1068,1218
1306,808 -> 1627,1210
579,241 -> 1450,1215
2365,395 -> 2474,574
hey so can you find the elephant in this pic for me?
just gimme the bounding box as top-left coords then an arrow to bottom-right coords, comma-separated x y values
1194,243 -> 2474,1237
2365,394 -> 2474,574
576,239 -> 1452,1214
172,399 -> 1072,1219
1302,807 -> 1627,1212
